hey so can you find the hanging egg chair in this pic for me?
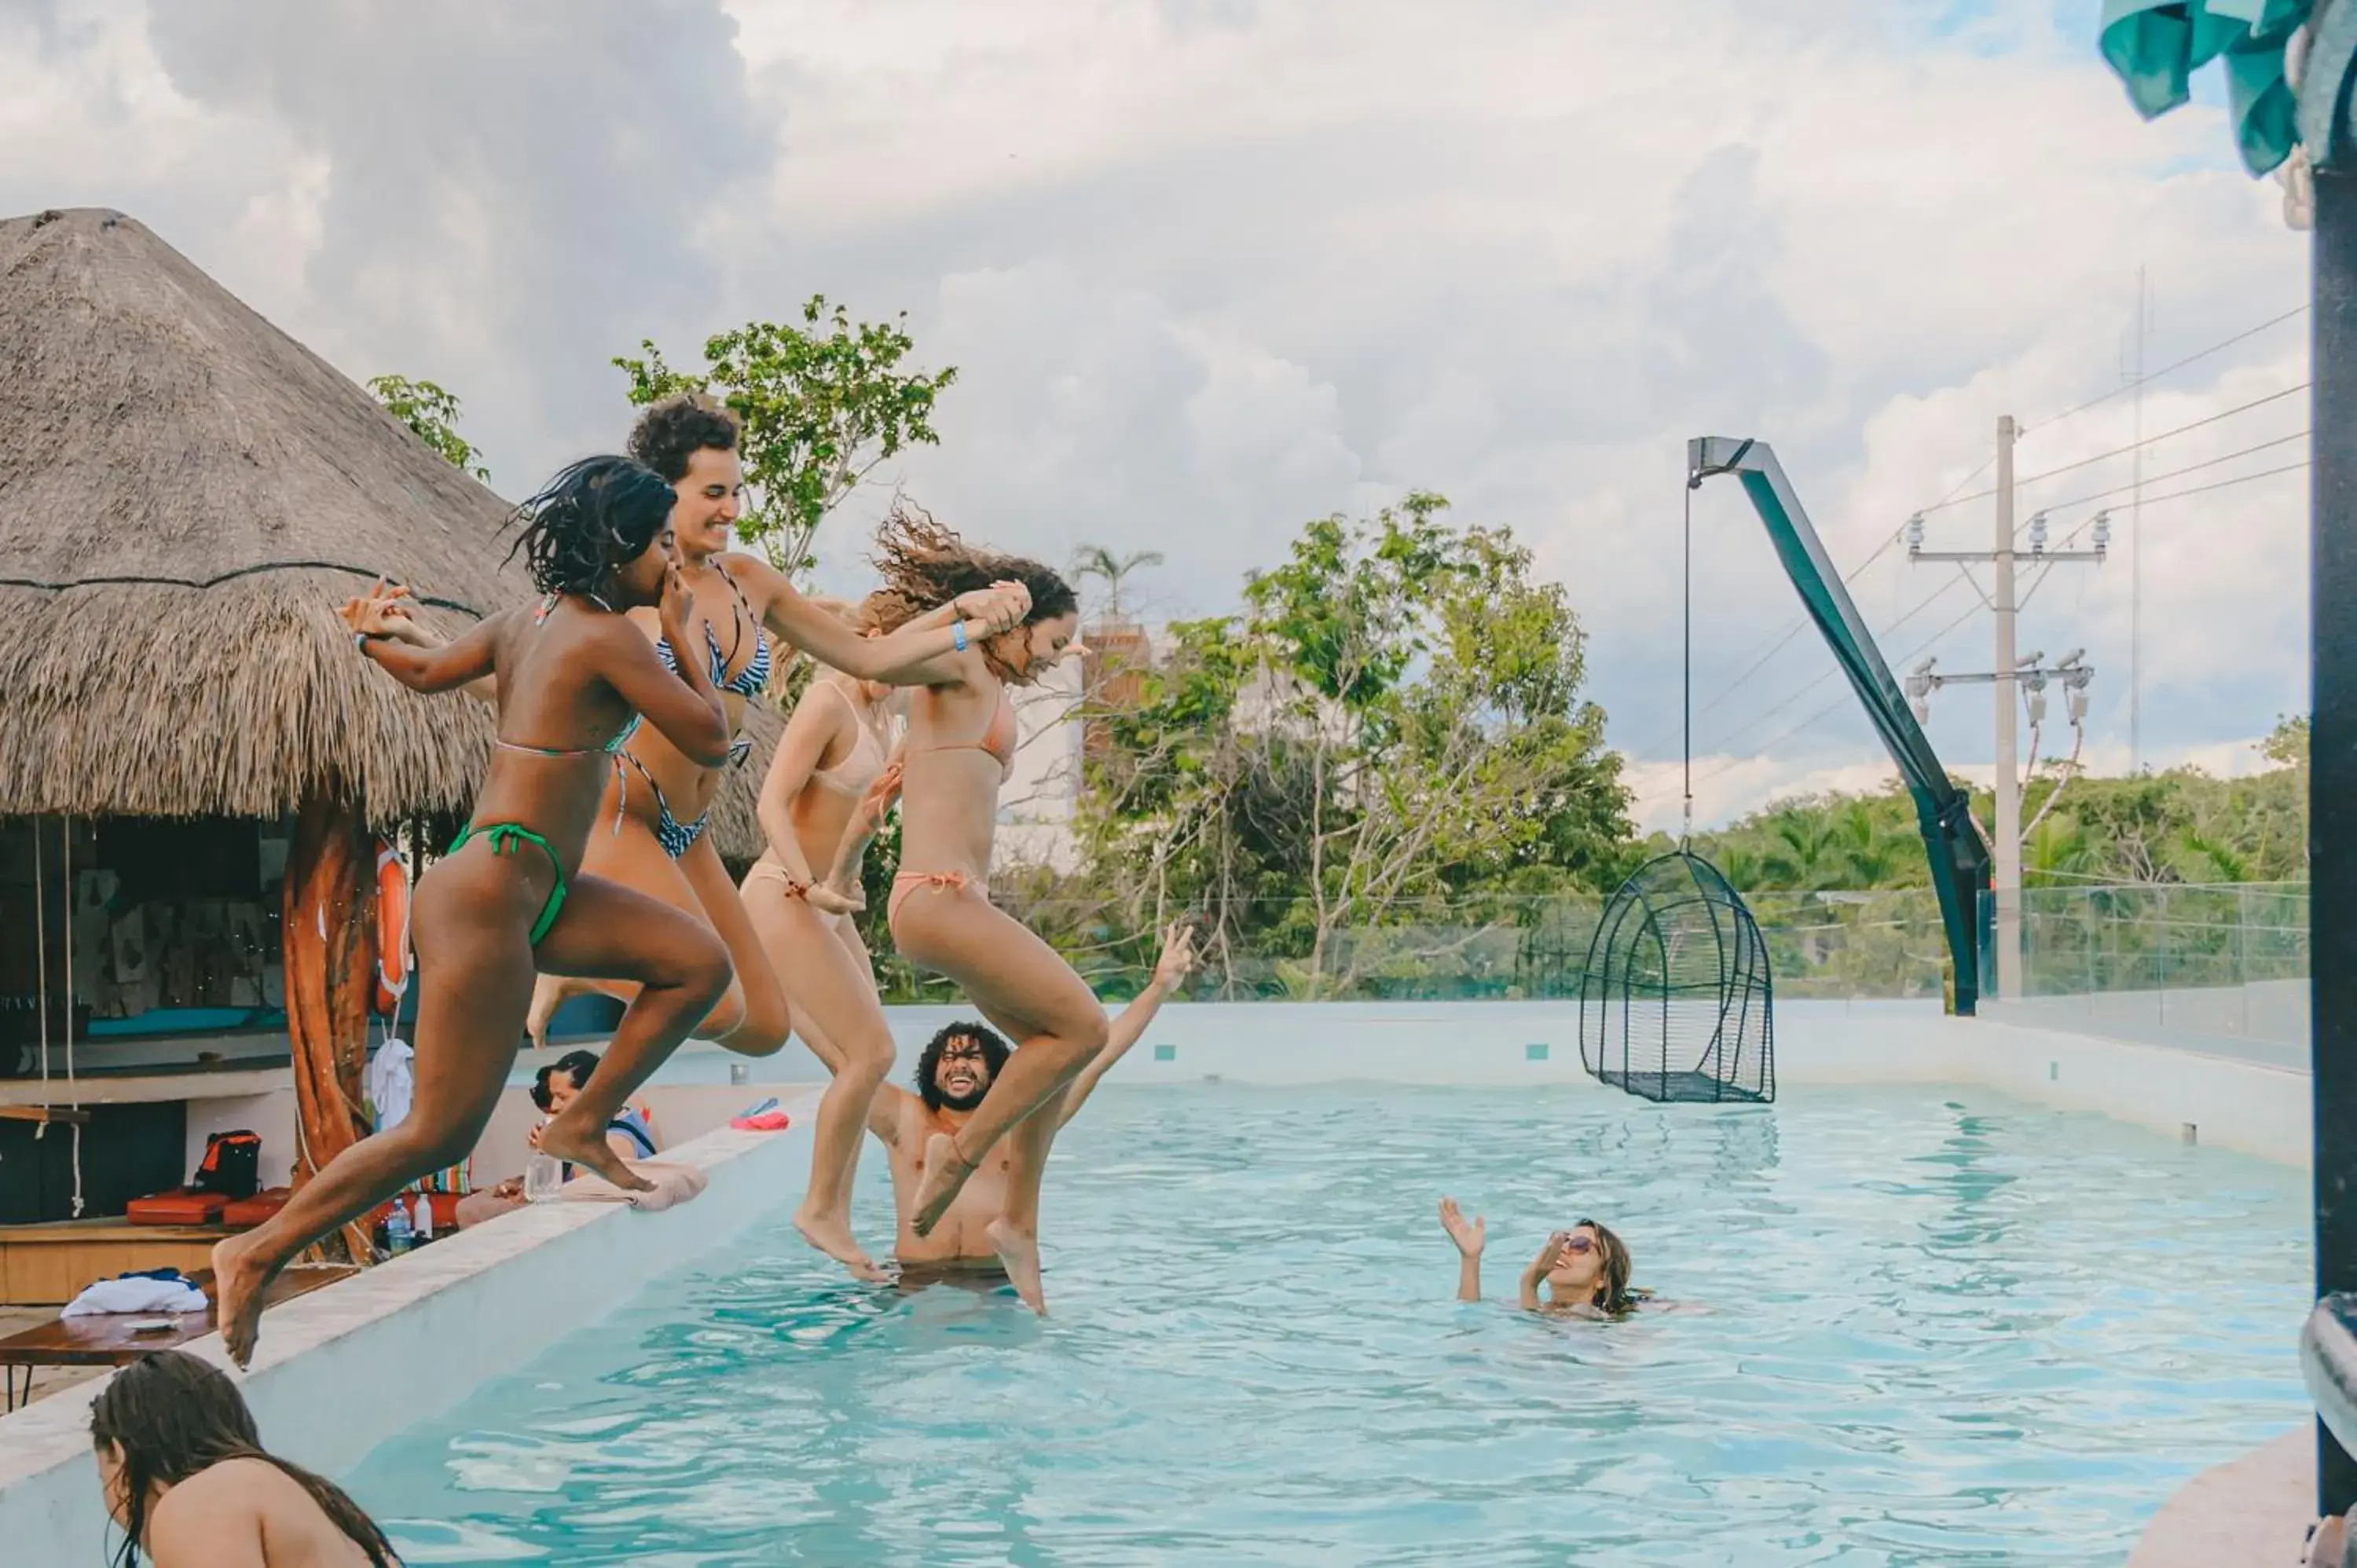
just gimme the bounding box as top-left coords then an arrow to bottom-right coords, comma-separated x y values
1578,851 -> 1774,1104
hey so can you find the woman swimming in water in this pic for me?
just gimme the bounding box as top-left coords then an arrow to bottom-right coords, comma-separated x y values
827,507 -> 1098,1311
521,396 -> 1027,1068
92,1350 -> 399,1567
1438,1197 -> 1640,1317
213,456 -> 737,1368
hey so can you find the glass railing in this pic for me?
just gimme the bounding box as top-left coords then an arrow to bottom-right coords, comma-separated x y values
1985,881 -> 2309,1047
873,888 -> 1955,1005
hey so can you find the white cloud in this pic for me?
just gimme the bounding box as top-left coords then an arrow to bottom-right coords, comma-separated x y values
1,0 -> 2311,827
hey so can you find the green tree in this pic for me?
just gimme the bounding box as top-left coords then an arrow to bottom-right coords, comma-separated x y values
367,375 -> 488,480
1076,494 -> 1629,997
614,297 -> 956,577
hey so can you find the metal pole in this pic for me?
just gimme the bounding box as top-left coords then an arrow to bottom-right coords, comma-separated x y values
2314,163 -> 2357,1519
2132,266 -> 2147,774
1995,415 -> 2022,1001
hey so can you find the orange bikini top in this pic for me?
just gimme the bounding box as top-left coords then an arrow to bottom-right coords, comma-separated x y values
916,683 -> 1016,777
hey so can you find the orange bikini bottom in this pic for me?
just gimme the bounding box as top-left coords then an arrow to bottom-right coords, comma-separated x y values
886,869 -> 988,932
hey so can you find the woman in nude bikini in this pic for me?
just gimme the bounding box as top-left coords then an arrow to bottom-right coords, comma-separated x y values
212,456 -> 742,1368
525,396 -> 1026,1063
817,508 -> 1102,1310
93,1350 -> 398,1567
739,596 -> 909,1277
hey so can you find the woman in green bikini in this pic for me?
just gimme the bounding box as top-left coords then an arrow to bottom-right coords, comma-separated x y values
213,456 -> 748,1368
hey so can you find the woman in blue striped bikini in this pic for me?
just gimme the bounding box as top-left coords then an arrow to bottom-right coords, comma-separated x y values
523,394 -> 1028,1073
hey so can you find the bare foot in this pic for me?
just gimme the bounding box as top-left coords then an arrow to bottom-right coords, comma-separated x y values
2311,1514 -> 2349,1568
986,1217 -> 1046,1315
908,1133 -> 977,1238
210,1232 -> 284,1370
794,1204 -> 889,1282
525,973 -> 581,1052
537,1116 -> 655,1192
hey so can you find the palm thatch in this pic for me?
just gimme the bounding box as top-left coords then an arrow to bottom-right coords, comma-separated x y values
0,207 -> 773,859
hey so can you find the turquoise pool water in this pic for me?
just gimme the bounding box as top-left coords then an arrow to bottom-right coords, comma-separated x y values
347,1085 -> 2308,1565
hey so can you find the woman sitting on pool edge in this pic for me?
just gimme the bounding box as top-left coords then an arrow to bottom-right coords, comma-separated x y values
1438,1197 -> 1643,1317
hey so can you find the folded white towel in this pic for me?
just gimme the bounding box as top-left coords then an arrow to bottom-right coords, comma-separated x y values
62,1276 -> 208,1317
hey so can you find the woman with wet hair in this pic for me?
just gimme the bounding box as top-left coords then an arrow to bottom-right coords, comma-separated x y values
1437,1199 -> 1642,1317
213,456 -> 735,1368
91,1349 -> 398,1566
522,395 -> 1027,1078
815,505 -> 1098,1312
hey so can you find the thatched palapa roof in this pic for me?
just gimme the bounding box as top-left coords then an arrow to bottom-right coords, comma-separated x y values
0,207 -> 775,858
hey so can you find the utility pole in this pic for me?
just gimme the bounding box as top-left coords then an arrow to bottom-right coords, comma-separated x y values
1993,416 -> 2021,1001
1903,414 -> 2106,1001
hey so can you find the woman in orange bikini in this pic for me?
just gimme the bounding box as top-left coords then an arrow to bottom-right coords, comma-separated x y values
214,456 -> 735,1368
816,508 -> 1098,1311
523,395 -> 1027,1065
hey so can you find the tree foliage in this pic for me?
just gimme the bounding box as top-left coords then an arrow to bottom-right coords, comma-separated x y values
1054,493 -> 1633,998
614,297 -> 957,577
367,375 -> 488,480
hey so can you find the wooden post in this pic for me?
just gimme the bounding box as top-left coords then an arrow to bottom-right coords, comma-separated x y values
283,794 -> 376,1264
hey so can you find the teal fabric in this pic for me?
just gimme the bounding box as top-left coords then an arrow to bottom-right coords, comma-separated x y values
2097,0 -> 2312,174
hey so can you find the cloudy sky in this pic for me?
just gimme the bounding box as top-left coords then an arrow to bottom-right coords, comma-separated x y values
0,0 -> 2310,830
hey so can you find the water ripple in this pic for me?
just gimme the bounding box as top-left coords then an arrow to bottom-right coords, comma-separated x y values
349,1085 -> 2309,1566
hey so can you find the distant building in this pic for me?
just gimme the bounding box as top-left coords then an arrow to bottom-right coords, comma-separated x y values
992,618 -> 1157,875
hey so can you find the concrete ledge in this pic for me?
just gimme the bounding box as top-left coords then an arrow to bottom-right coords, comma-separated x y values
0,1088 -> 816,1566
2128,1427 -> 2311,1568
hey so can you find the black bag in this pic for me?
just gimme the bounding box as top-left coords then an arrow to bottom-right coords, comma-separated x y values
192,1130 -> 262,1200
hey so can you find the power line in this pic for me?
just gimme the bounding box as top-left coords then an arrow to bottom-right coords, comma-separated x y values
1692,595 -> 1987,785
1692,566 -> 1978,758
1629,302 -> 2305,769
1921,384 -> 2308,513
1626,455 -> 1996,764
2024,302 -> 2309,434
2077,456 -> 2308,512
1690,504 -> 2110,766
2034,431 -> 2308,513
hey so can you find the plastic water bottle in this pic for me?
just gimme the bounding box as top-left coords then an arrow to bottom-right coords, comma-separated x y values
411,1192 -> 434,1244
523,1152 -> 563,1203
385,1198 -> 412,1255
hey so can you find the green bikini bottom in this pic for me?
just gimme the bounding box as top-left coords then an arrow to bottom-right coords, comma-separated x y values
448,822 -> 567,945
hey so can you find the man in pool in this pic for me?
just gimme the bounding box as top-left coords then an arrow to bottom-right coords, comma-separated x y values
870,921 -> 1197,1312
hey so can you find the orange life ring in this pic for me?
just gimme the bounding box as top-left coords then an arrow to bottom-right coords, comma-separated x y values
373,839 -> 412,1016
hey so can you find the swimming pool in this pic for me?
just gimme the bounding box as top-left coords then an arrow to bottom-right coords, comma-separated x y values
345,1083 -> 2308,1565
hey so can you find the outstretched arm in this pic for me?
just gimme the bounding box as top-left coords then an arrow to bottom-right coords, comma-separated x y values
737,555 -> 1028,684
346,584 -> 502,694
342,582 -> 497,705
1059,922 -> 1199,1127
1439,1198 -> 1487,1301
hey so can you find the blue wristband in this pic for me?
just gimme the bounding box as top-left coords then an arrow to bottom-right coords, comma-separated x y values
952,619 -> 968,652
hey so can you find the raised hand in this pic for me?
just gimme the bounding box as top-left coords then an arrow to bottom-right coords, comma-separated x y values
958,579 -> 1031,636
1153,921 -> 1200,987
1439,1196 -> 1486,1258
657,553 -> 698,651
339,577 -> 417,641
1524,1230 -> 1570,1280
